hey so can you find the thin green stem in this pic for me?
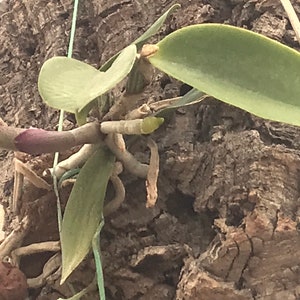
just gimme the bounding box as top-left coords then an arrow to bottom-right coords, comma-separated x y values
53,0 -> 79,233
92,218 -> 106,300
67,0 -> 79,59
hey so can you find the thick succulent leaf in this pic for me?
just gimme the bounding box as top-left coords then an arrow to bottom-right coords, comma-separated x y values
100,4 -> 180,72
60,146 -> 115,284
38,44 -> 137,113
155,88 -> 205,117
149,24 -> 300,126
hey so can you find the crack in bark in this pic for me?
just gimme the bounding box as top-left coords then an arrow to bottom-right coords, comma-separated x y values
237,232 -> 254,290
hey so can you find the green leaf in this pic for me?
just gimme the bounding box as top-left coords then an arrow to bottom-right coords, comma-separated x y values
60,146 -> 115,284
100,4 -> 180,72
92,220 -> 106,300
133,3 -> 181,50
149,24 -> 300,126
155,88 -> 205,117
38,44 -> 137,114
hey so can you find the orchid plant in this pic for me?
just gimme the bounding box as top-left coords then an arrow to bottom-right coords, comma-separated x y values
1,3 -> 300,300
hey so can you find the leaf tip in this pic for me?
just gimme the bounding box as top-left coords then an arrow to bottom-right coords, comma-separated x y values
60,254 -> 78,285
60,270 -> 69,285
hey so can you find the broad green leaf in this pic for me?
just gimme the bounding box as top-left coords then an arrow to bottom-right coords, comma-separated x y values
38,44 -> 137,113
155,88 -> 205,117
149,24 -> 300,126
60,146 -> 115,284
60,221 -> 106,300
100,4 -> 180,72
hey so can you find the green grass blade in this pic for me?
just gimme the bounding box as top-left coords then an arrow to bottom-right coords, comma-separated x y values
100,4 -> 180,72
149,24 -> 300,126
53,0 -> 79,234
92,219 -> 105,300
60,146 -> 115,284
38,44 -> 137,114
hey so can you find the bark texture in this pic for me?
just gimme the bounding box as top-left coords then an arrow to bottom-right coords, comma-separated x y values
1,0 -> 300,299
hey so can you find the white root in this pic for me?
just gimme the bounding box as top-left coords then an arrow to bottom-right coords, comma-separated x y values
27,252 -> 61,288
101,119 -> 145,135
104,162 -> 126,216
0,216 -> 30,259
125,104 -> 151,120
47,144 -> 98,179
105,133 -> 148,178
11,240 -> 60,265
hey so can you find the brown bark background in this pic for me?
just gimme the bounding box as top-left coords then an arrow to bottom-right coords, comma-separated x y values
1,0 -> 300,299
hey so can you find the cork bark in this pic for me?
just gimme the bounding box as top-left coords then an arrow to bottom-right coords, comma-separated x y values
1,0 -> 300,299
